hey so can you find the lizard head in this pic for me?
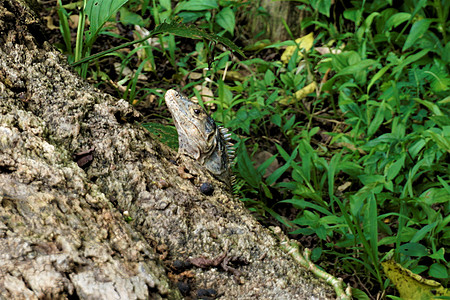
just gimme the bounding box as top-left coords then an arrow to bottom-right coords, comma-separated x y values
165,89 -> 217,160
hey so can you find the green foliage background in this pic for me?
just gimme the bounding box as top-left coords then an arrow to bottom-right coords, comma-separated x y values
55,0 -> 449,298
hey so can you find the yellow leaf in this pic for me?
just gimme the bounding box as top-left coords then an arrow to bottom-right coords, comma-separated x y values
382,259 -> 450,300
294,82 -> 317,100
217,70 -> 246,82
281,32 -> 314,64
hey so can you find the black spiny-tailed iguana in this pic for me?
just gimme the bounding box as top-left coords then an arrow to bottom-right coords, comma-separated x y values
165,89 -> 235,188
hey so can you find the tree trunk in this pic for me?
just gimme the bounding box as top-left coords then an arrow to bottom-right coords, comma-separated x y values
242,0 -> 309,43
0,0 -> 334,298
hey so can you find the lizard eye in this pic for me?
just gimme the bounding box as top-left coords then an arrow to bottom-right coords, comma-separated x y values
194,109 -> 201,115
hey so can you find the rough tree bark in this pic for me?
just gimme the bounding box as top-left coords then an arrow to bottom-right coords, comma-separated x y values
241,0 -> 309,44
0,0 -> 334,298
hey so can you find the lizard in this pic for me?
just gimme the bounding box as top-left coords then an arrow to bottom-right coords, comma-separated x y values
164,89 -> 235,189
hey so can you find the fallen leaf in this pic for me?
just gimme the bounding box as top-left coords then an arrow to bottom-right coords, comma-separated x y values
281,32 -> 314,64
382,259 -> 450,300
192,85 -> 214,105
294,81 -> 317,100
43,16 -> 59,30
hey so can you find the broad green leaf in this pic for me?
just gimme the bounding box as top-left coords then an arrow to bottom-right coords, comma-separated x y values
327,152 -> 341,199
437,176 -> 450,195
315,225 -> 328,240
399,243 -> 428,257
177,11 -> 203,23
419,188 -> 450,205
411,222 -> 437,243
119,7 -> 145,26
264,206 -> 292,228
352,288 -> 370,300
403,19 -> 431,51
343,8 -> 359,23
385,12 -> 410,30
335,59 -> 377,77
216,7 -> 235,35
160,0 -> 171,10
142,123 -> 178,149
261,183 -> 273,199
368,100 -> 386,137
414,98 -> 444,116
443,41 -> 450,63
175,0 -> 218,12
429,263 -> 448,279
256,154 -> 278,177
266,146 -> 298,185
319,215 -> 343,225
426,131 -> 450,152
392,49 -> 430,79
236,142 -> 260,188
367,65 -> 390,93
429,248 -> 446,261
367,194 -> 378,263
264,69 -> 275,86
358,174 -> 385,186
85,0 -> 129,46
281,198 -> 331,216
410,0 -> 428,20
408,139 -> 426,159
364,12 -> 380,29
310,0 -> 332,17
386,153 -> 406,181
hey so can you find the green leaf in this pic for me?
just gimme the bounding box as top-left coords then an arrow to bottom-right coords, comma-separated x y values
386,153 -> 406,181
429,248 -> 446,260
72,21 -> 245,67
335,59 -> 377,77
343,8 -> 359,23
392,49 -> 430,78
351,288 -> 370,300
310,0 -> 332,17
264,206 -> 292,228
85,0 -> 129,46
418,188 -> 450,205
426,131 -> 450,152
160,0 -> 171,10
367,194 -> 378,264
398,243 -> 428,257
385,12 -> 410,30
215,7 -> 235,35
236,142 -> 260,188
411,222 -> 437,243
429,263 -> 448,279
57,0 -> 72,55
367,100 -> 386,137
408,139 -> 426,159
175,0 -> 218,12
266,146 -> 298,185
142,122 -> 178,149
256,154 -> 278,177
119,7 -> 145,26
358,174 -> 385,186
327,152 -> 341,199
367,65 -> 390,93
414,98 -> 444,116
281,198 -> 332,216
403,19 -> 432,51
443,41 -> 450,63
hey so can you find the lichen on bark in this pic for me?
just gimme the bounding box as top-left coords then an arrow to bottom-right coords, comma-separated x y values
0,0 -> 335,298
